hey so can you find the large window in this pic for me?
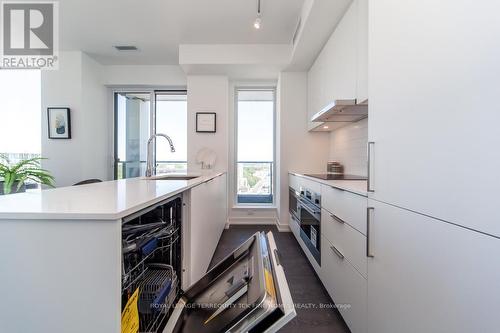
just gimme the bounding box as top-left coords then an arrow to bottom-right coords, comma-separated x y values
236,89 -> 275,204
155,92 -> 187,173
114,90 -> 187,179
0,69 -> 41,184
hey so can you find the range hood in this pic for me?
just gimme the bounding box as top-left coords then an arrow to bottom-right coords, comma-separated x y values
311,99 -> 368,123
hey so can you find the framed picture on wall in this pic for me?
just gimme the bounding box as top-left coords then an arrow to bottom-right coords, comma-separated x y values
196,112 -> 217,133
48,107 -> 71,139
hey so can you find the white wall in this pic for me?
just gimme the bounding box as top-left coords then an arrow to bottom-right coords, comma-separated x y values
329,118 -> 368,176
104,65 -> 186,86
186,76 -> 229,172
41,53 -> 188,187
277,72 -> 330,228
41,51 -> 109,187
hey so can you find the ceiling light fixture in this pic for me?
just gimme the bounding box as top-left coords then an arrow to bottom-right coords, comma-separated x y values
254,0 -> 262,29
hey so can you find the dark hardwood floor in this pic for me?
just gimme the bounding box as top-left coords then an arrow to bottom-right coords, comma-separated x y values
209,225 -> 351,333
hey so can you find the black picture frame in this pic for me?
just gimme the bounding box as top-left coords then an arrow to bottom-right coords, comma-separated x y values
196,112 -> 217,133
47,107 -> 71,139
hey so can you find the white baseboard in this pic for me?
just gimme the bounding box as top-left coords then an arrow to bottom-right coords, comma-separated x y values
228,217 -> 277,225
276,223 -> 291,232
226,217 -> 291,232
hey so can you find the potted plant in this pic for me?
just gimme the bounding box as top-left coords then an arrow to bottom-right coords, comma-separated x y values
0,155 -> 55,195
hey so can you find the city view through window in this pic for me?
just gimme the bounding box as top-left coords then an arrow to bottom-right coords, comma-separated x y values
237,89 -> 275,204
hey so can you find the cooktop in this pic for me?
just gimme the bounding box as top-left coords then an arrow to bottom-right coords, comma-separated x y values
304,174 -> 368,181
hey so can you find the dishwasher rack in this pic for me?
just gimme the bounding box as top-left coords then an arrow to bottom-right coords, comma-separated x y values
121,196 -> 182,333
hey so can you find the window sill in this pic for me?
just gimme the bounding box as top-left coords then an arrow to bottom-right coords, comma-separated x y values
232,205 -> 277,210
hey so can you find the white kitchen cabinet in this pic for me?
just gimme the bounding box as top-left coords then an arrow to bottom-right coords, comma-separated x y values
367,199 -> 500,333
322,234 -> 367,333
368,0 -> 500,236
288,173 -> 300,192
187,173 -> 227,285
356,0 -> 368,103
307,0 -> 365,131
321,208 -> 367,278
321,184 -> 367,235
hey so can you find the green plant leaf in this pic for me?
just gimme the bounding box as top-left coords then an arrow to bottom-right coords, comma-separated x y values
0,157 -> 55,193
3,171 -> 13,194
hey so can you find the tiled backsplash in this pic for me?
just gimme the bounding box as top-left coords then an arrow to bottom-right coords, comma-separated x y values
329,118 -> 368,176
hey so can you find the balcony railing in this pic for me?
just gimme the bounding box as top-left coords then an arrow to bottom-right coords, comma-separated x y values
237,161 -> 273,204
116,160 -> 187,179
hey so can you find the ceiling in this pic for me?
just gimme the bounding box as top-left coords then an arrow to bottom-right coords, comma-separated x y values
59,0 -> 304,65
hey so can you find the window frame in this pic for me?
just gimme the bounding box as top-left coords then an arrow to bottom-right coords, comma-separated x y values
234,86 -> 277,207
111,87 -> 187,180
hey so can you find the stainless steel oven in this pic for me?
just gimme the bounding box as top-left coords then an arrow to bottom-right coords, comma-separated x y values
289,187 -> 300,220
297,187 -> 321,265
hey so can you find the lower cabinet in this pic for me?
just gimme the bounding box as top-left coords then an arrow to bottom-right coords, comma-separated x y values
188,174 -> 227,286
321,233 -> 367,333
367,199 -> 500,333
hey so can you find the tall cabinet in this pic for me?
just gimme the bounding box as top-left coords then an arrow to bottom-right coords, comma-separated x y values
367,1 -> 500,332
368,0 -> 500,237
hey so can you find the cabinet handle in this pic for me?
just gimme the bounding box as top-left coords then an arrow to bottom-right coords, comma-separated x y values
330,245 -> 345,260
330,213 -> 345,224
367,142 -> 375,192
366,207 -> 375,258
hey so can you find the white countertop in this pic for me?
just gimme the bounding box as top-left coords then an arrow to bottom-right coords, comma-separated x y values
289,172 -> 368,196
0,172 -> 225,220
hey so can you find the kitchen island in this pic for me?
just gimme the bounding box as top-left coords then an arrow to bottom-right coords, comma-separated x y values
0,172 -> 227,333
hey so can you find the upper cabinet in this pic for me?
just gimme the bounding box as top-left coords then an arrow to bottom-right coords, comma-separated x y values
356,0 -> 368,103
307,0 -> 368,131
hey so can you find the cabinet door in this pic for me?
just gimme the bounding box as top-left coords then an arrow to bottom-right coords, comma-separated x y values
327,1 -> 357,101
189,175 -> 227,284
356,0 -> 368,103
368,1 -> 500,237
367,199 -> 500,333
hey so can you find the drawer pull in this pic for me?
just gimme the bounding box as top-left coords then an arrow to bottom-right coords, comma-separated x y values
367,142 -> 375,192
367,207 -> 375,258
330,245 -> 345,260
330,213 -> 345,224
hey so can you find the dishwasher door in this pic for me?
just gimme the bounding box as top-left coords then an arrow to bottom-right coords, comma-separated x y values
164,231 -> 296,333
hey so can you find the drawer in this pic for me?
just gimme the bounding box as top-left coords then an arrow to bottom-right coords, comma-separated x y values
321,234 -> 367,333
289,174 -> 300,191
297,176 -> 322,194
321,208 -> 367,278
321,184 -> 368,235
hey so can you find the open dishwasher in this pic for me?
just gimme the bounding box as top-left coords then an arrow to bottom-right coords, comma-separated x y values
121,195 -> 296,333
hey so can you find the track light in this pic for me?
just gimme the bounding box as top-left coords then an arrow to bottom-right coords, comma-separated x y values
254,0 -> 262,29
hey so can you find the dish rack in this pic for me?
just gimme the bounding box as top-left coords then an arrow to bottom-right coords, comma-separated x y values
121,197 -> 182,333
138,264 -> 178,333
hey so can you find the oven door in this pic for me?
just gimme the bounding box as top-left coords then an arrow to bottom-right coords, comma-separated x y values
297,199 -> 321,265
288,187 -> 300,219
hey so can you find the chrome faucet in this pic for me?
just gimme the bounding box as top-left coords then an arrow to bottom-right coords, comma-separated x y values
145,133 -> 176,177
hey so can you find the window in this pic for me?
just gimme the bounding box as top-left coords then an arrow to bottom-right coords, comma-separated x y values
236,89 -> 275,204
155,92 -> 187,173
0,69 -> 41,185
114,90 -> 187,179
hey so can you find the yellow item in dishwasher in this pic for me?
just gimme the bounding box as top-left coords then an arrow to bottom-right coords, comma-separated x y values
264,268 -> 276,300
121,288 -> 140,333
